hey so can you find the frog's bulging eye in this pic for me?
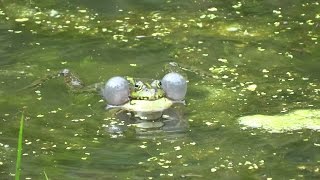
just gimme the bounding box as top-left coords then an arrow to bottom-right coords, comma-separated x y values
59,69 -> 70,77
135,84 -> 142,90
134,81 -> 144,90
151,80 -> 162,89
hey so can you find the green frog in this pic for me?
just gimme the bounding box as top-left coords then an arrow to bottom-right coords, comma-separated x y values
57,63 -> 187,117
65,62 -> 188,135
26,62 -> 187,116
26,62 -> 189,135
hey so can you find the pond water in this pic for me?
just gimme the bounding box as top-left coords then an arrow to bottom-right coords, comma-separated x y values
0,0 -> 320,179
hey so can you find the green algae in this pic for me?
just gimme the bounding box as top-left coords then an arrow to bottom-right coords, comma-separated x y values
239,109 -> 320,133
0,0 -> 320,179
0,0 -> 301,47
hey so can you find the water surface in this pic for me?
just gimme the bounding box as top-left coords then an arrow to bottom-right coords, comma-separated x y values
0,0 -> 320,179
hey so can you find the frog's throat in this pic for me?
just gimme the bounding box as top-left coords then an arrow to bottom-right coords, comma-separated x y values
105,98 -> 185,111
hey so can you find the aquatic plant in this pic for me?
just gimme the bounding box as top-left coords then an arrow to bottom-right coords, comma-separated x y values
43,170 -> 49,180
15,113 -> 24,180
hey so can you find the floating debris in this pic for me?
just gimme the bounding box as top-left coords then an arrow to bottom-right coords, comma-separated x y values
189,142 -> 196,145
211,168 -> 217,172
218,58 -> 228,63
208,7 -> 218,12
15,18 -> 29,22
205,122 -> 214,126
139,145 -> 147,149
246,84 -> 257,91
78,9 -> 87,13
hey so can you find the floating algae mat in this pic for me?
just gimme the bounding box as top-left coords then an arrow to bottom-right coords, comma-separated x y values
238,109 -> 320,133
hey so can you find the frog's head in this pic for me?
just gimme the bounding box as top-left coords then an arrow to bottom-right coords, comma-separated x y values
126,78 -> 165,101
102,72 -> 187,117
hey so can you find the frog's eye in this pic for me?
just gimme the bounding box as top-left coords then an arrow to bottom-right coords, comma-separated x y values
102,76 -> 130,105
134,84 -> 141,89
134,81 -> 144,90
59,69 -> 70,77
151,80 -> 161,88
161,72 -> 187,101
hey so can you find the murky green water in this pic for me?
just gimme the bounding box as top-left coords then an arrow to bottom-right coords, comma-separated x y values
0,0 -> 320,179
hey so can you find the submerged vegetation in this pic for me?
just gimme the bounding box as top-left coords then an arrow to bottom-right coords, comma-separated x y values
0,0 -> 319,179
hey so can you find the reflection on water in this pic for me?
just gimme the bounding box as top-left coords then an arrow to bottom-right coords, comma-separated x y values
106,104 -> 189,139
0,0 -> 320,179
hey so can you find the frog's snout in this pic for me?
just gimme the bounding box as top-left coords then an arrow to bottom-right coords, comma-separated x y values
103,76 -> 130,105
161,72 -> 187,101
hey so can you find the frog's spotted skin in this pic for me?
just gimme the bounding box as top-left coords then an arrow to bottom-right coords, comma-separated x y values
127,78 -> 165,101
101,63 -> 187,120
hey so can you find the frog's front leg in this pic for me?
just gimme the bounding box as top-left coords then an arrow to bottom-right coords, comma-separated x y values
21,68 -> 99,94
19,69 -> 63,91
129,100 -> 136,105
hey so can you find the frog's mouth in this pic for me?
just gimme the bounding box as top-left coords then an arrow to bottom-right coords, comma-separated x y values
130,93 -> 165,100
110,98 -> 175,120
129,87 -> 165,101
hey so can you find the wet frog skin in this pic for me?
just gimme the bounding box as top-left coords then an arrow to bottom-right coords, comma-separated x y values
126,77 -> 165,101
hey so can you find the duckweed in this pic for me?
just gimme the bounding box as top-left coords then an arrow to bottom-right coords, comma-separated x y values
0,0 -> 319,179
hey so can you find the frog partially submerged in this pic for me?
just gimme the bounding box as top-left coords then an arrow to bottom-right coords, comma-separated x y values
58,63 -> 187,120
57,63 -> 188,135
104,74 -> 186,119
